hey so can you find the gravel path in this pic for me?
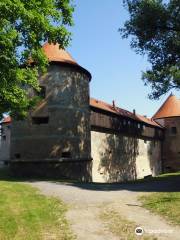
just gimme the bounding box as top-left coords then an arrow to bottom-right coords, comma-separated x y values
29,181 -> 180,240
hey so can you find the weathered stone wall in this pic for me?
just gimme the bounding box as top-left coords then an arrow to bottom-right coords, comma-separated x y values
0,123 -> 11,165
156,117 -> 180,172
136,139 -> 162,178
10,64 -> 92,180
91,131 -> 162,183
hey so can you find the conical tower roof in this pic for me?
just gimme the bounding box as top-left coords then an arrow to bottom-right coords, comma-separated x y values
153,94 -> 180,119
42,42 -> 78,66
42,42 -> 91,80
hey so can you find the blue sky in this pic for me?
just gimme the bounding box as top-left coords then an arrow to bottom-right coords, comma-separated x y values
67,0 -> 179,117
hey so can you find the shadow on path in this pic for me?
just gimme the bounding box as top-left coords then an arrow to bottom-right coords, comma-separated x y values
0,167 -> 180,192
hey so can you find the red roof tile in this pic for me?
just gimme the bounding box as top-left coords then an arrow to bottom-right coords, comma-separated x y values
42,42 -> 91,80
28,42 -> 91,80
42,42 -> 78,66
153,94 -> 180,119
90,98 -> 162,128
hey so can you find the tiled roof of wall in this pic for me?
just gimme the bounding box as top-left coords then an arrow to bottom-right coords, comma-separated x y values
90,98 -> 162,128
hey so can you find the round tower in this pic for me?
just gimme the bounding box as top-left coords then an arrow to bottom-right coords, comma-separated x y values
10,43 -> 92,180
153,94 -> 180,172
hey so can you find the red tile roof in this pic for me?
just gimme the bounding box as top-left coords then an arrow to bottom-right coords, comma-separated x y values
1,98 -> 163,128
28,42 -> 91,80
153,94 -> 180,119
42,42 -> 78,66
90,98 -> 162,128
43,42 -> 91,80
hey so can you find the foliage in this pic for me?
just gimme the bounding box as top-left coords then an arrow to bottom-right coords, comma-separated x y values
120,0 -> 180,99
0,0 -> 74,118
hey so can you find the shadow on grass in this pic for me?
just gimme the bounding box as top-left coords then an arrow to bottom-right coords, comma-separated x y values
0,167 -> 180,192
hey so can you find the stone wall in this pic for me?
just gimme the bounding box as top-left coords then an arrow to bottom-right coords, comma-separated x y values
91,131 -> 162,183
0,123 -> 11,165
156,117 -> 180,172
10,63 -> 92,180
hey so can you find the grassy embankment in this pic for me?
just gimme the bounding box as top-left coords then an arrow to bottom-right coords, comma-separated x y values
139,172 -> 180,225
0,180 -> 75,240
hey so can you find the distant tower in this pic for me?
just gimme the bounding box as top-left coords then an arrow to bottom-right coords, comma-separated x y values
10,43 -> 92,180
153,94 -> 180,172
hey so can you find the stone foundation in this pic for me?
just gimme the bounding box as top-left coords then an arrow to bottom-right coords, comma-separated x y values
10,159 -> 92,181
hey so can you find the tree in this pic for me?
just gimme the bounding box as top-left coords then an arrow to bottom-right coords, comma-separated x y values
0,0 -> 74,118
120,0 -> 180,99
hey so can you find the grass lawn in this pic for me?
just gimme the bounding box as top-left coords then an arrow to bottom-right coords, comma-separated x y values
127,171 -> 180,184
139,172 -> 180,225
100,208 -> 157,240
0,181 -> 75,240
153,171 -> 180,180
140,192 -> 180,225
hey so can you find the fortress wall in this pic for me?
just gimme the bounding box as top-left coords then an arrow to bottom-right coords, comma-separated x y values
91,130 -> 162,183
0,123 -> 11,164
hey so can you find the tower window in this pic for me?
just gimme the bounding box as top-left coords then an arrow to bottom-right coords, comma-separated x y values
2,135 -> 6,140
171,127 -> 177,135
32,117 -> 49,124
37,86 -> 46,98
61,151 -> 71,158
15,153 -> 21,159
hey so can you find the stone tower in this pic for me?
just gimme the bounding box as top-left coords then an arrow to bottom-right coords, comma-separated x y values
153,94 -> 180,172
10,43 -> 92,180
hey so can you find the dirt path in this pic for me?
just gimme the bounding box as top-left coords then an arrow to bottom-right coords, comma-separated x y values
29,181 -> 180,240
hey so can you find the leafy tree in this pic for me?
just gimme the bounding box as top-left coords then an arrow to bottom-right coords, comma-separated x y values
0,0 -> 74,118
120,0 -> 180,99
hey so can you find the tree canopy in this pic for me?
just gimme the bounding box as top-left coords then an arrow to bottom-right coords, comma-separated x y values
0,0 -> 74,119
120,0 -> 180,99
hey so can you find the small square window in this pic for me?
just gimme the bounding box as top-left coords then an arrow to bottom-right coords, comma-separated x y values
32,117 -> 49,124
1,128 -> 4,135
171,127 -> 177,135
15,153 -> 21,159
37,86 -> 46,98
2,135 -> 6,140
61,152 -> 71,158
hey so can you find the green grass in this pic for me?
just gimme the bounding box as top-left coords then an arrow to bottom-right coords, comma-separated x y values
140,192 -> 180,225
155,171 -> 180,178
100,208 -> 157,240
126,171 -> 180,184
0,181 -> 75,240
